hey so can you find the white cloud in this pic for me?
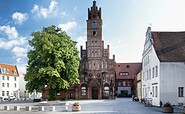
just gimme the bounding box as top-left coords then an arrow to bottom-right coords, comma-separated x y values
12,46 -> 27,57
12,12 -> 28,24
16,63 -> 27,74
76,35 -> 86,51
58,21 -> 77,32
31,0 -> 58,18
60,11 -> 66,17
0,37 -> 27,49
0,26 -> 18,39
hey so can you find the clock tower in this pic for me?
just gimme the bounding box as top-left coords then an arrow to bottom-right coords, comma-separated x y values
80,0 -> 116,99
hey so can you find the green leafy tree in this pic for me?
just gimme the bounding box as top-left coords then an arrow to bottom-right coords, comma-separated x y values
25,25 -> 80,100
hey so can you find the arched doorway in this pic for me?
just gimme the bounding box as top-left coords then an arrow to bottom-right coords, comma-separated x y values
92,86 -> 98,99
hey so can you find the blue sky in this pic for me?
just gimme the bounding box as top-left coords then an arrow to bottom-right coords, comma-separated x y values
1,0 -> 185,74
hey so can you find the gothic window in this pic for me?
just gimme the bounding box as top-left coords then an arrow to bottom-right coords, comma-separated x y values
81,87 -> 86,96
93,31 -> 97,36
93,13 -> 96,18
89,13 -> 91,19
104,87 -> 109,97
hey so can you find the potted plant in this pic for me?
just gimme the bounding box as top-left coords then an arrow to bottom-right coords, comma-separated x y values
183,105 -> 185,114
162,101 -> 174,113
72,102 -> 81,111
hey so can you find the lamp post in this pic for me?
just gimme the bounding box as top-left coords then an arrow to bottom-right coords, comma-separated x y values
110,79 -> 114,99
24,91 -> 26,101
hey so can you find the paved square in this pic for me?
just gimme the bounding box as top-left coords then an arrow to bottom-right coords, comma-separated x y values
0,98 -> 183,114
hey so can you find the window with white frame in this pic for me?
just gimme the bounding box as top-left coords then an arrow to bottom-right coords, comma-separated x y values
14,83 -> 17,88
2,91 -> 5,96
14,77 -> 16,81
7,76 -> 9,80
104,87 -> 109,97
149,69 -> 151,80
7,83 -> 9,88
178,87 -> 184,97
2,76 -> 5,80
152,67 -> 154,78
152,86 -> 154,97
155,86 -> 158,97
156,66 -> 158,77
2,83 -> 5,87
6,91 -> 9,96
81,87 -> 86,96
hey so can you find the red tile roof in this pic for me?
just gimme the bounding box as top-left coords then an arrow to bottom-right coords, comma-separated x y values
0,64 -> 19,77
152,31 -> 185,62
115,63 -> 141,79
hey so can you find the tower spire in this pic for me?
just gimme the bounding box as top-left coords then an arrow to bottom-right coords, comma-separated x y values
93,0 -> 96,9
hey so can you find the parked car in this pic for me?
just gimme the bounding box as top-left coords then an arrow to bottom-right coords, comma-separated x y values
8,95 -> 16,101
0,96 -> 15,101
0,96 -> 8,101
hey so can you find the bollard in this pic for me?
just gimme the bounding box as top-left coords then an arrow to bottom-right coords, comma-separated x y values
14,106 -> 20,111
38,106 -> 44,111
62,106 -> 68,111
4,106 -> 10,110
49,106 -> 55,111
25,106 -> 32,111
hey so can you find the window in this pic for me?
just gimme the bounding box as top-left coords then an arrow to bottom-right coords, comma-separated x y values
149,69 -> 151,80
152,67 -> 154,78
6,91 -> 9,96
104,87 -> 109,97
152,86 -> 154,97
81,87 -> 86,96
118,82 -> 121,86
7,83 -> 9,88
2,83 -> 5,87
2,76 -> 5,80
7,76 -> 9,81
126,65 -> 129,68
123,81 -> 126,86
156,66 -> 158,77
14,77 -> 16,81
155,86 -> 158,97
178,87 -> 184,97
93,31 -> 97,36
119,72 -> 129,76
14,83 -> 17,88
2,91 -> 5,96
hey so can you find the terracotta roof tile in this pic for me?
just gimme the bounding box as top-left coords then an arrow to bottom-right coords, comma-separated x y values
0,64 -> 19,77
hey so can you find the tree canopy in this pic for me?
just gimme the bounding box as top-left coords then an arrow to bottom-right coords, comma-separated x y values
25,25 -> 80,100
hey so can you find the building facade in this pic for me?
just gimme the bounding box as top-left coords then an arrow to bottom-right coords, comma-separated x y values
115,63 -> 141,97
0,64 -> 19,99
142,27 -> 185,106
136,71 -> 142,101
42,0 -> 116,100
79,0 -> 116,99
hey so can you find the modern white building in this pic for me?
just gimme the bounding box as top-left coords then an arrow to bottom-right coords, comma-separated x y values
142,27 -> 185,106
0,64 -> 20,99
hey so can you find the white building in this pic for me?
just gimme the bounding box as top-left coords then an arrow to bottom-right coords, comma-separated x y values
0,64 -> 20,99
19,74 -> 42,99
142,27 -> 185,106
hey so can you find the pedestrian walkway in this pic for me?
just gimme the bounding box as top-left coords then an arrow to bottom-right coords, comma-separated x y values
0,98 -> 183,114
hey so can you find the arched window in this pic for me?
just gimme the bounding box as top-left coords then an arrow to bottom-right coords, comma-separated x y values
81,87 -> 86,96
104,86 -> 109,97
93,31 -> 97,36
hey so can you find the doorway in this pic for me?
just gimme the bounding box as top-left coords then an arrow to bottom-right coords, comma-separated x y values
92,86 -> 98,99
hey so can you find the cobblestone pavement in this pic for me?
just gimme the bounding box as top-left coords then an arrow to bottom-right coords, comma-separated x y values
0,98 -> 183,114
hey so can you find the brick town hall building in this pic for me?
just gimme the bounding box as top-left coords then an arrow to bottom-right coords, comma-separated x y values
42,1 -> 142,100
79,0 -> 116,99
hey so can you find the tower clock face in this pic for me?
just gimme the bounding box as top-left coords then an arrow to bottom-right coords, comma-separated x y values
91,23 -> 97,28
